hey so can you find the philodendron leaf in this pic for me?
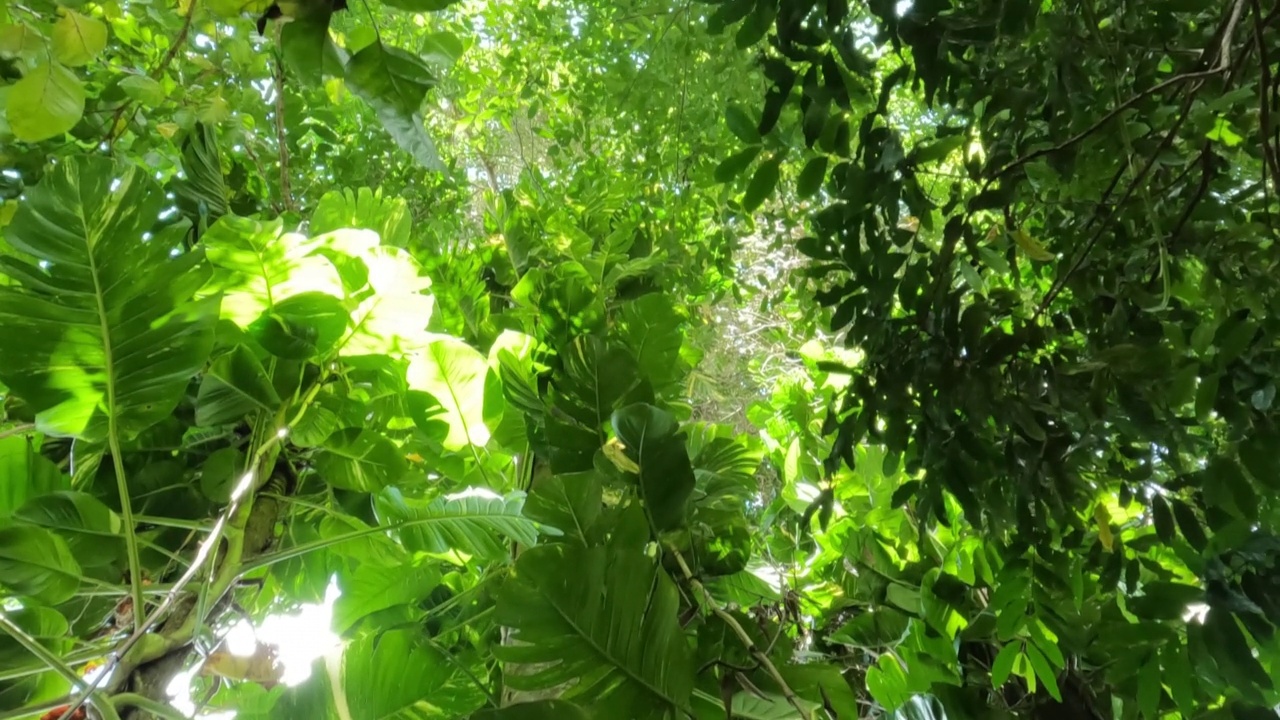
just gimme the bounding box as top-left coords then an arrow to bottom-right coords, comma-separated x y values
494,544 -> 694,719
342,628 -> 486,720
14,491 -> 123,568
611,403 -> 696,531
202,215 -> 345,328
315,428 -> 408,492
345,41 -> 443,170
196,344 -> 282,426
0,525 -> 82,604
374,487 -> 538,560
0,436 -> 68,517
407,337 -> 493,450
0,156 -> 220,440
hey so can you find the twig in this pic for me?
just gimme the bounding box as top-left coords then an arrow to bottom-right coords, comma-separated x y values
994,0 -> 1248,181
1253,0 -> 1280,194
0,422 -> 34,440
669,549 -> 810,718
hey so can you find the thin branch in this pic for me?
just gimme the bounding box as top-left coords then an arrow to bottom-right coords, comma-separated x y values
669,549 -> 811,719
1253,0 -> 1280,194
994,0 -> 1248,181
0,423 -> 35,440
0,611 -> 120,720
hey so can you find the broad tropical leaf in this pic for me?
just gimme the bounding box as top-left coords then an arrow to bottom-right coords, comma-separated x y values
406,337 -> 492,450
333,562 -> 439,633
374,488 -> 537,560
344,42 -> 443,170
494,544 -> 694,718
342,629 -> 486,719
0,525 -> 82,604
0,436 -> 68,516
0,156 -> 219,440
611,403 -> 696,532
315,428 -> 408,491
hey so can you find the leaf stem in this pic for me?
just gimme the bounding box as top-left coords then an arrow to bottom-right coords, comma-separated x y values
0,610 -> 121,720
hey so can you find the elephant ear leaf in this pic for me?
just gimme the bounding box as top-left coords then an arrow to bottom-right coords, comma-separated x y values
0,156 -> 219,441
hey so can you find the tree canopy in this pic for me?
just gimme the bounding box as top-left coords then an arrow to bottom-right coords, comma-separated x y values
0,0 -> 1278,719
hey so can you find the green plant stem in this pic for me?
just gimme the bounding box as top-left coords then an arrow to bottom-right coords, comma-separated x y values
0,422 -> 35,440
669,549 -> 810,719
0,610 -> 121,720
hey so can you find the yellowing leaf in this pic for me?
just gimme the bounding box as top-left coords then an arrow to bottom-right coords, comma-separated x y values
604,437 -> 640,474
1094,503 -> 1114,551
1013,227 -> 1055,262
7,62 -> 85,142
156,122 -> 180,139
201,642 -> 284,687
0,23 -> 44,61
51,9 -> 107,67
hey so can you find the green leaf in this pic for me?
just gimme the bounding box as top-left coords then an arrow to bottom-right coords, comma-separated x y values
119,74 -> 165,106
336,246 -> 434,357
990,643 -> 1020,688
374,487 -> 538,560
280,13 -> 338,87
725,105 -> 759,143
379,0 -> 461,10
342,628 -> 484,720
714,146 -> 761,184
248,292 -> 350,360
1170,499 -> 1207,551
51,9 -> 106,66
14,491 -> 122,567
522,471 -> 602,544
471,700 -> 591,720
196,345 -> 282,426
0,23 -> 44,61
1023,644 -> 1061,700
0,525 -> 81,604
829,608 -> 910,648
407,337 -> 493,450
1238,433 -> 1280,491
311,188 -> 412,248
345,41 -> 443,170
6,61 -> 85,142
0,156 -> 218,440
199,447 -> 244,503
742,155 -> 782,212
201,215 -> 344,329
0,436 -> 68,517
618,293 -> 685,388
796,156 -> 828,198
612,404 -> 696,531
315,428 -> 408,491
1136,656 -> 1161,719
1151,495 -> 1175,544
494,544 -> 693,718
333,562 -> 439,633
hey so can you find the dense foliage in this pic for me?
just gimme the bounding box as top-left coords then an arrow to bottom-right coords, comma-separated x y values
0,0 -> 1277,718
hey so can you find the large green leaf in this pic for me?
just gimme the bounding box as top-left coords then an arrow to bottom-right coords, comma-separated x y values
195,344 -> 282,426
612,404 -> 696,532
522,471 -> 601,544
202,215 -> 345,328
344,41 -> 443,170
494,544 -> 694,718
0,156 -> 219,440
0,525 -> 82,604
14,491 -> 122,568
315,428 -> 408,491
0,436 -> 68,517
342,628 -> 486,720
311,188 -> 412,248
336,246 -> 434,357
6,62 -> 84,142
374,488 -> 537,560
618,293 -> 685,389
333,562 -> 439,633
407,337 -> 493,450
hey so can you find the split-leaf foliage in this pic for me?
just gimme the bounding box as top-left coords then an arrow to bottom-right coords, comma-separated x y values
0,0 -> 1278,718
